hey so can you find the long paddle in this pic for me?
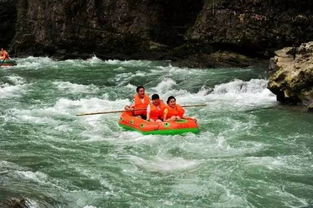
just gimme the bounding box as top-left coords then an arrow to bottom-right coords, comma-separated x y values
76,104 -> 207,117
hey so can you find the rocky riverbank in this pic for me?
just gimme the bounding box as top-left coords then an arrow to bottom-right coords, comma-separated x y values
1,0 -> 313,67
268,41 -> 313,111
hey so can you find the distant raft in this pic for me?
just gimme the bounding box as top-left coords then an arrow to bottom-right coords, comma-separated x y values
0,59 -> 17,67
118,112 -> 199,135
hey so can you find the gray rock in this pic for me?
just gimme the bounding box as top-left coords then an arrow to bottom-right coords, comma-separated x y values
268,41 -> 313,109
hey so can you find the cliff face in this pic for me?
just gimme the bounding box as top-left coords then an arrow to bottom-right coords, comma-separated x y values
268,42 -> 313,110
0,0 -> 17,49
189,0 -> 313,57
10,0 -> 204,60
13,0 -> 159,58
2,0 -> 313,66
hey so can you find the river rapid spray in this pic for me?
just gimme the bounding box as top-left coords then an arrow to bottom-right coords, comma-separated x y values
1,57 -> 313,208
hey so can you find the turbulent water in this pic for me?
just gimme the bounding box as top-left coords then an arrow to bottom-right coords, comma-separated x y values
1,57 -> 313,208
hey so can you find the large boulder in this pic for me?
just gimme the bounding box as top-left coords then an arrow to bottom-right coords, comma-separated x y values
268,41 -> 313,110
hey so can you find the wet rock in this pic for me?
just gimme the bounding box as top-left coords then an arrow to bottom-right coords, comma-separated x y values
308,103 -> 313,112
0,198 -> 29,208
268,41 -> 313,109
173,51 -> 256,68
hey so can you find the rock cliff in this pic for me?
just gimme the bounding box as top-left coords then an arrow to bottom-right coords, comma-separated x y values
268,42 -> 313,110
0,0 -> 17,49
1,0 -> 313,67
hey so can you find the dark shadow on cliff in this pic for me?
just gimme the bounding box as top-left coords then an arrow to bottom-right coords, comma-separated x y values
149,0 -> 204,47
0,0 -> 17,49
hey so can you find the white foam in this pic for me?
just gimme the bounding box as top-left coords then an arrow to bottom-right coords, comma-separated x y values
0,76 -> 27,98
156,64 -> 209,76
15,170 -> 48,184
173,180 -> 247,207
86,55 -> 102,64
53,81 -> 99,93
6,75 -> 25,85
17,114 -> 60,125
245,156 -> 286,169
16,56 -> 55,69
74,97 -> 129,116
114,69 -> 153,86
4,97 -> 125,130
125,83 -> 136,90
26,199 -> 40,208
104,59 -> 152,67
129,155 -> 200,173
63,59 -> 84,67
152,78 -> 277,111
114,72 -> 134,86
113,66 -> 126,71
0,160 -> 21,170
0,83 -> 24,98
151,78 -> 177,94
212,79 -> 269,95
114,131 -> 158,144
206,79 -> 277,109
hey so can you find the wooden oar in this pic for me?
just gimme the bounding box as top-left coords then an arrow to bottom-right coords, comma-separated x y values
76,108 -> 147,116
76,104 -> 207,117
181,104 -> 207,107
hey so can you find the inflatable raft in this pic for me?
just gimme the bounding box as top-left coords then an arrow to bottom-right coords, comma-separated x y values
0,59 -> 17,67
118,112 -> 199,135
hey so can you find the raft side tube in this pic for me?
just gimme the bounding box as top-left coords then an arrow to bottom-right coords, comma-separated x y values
118,112 -> 199,135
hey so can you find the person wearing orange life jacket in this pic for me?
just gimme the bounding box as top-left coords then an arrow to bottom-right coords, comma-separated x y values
163,96 -> 185,121
146,94 -> 166,122
124,86 -> 150,119
0,48 -> 10,60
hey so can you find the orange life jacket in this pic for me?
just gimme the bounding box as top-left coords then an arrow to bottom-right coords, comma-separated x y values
0,51 -> 9,60
149,101 -> 166,120
165,104 -> 185,118
133,94 -> 150,116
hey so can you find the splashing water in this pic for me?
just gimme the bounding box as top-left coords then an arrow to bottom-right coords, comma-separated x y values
0,57 -> 313,208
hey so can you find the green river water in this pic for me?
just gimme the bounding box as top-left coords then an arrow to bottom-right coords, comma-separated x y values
0,57 -> 313,208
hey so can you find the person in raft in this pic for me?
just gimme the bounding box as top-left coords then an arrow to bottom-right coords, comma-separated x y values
164,96 -> 197,122
163,96 -> 185,121
146,94 -> 166,122
124,86 -> 150,119
0,48 -> 9,60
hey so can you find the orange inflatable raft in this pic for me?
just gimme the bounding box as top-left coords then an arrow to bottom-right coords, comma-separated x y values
118,112 -> 199,135
0,59 -> 17,67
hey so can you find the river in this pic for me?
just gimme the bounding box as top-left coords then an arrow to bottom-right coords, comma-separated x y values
1,57 -> 313,208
